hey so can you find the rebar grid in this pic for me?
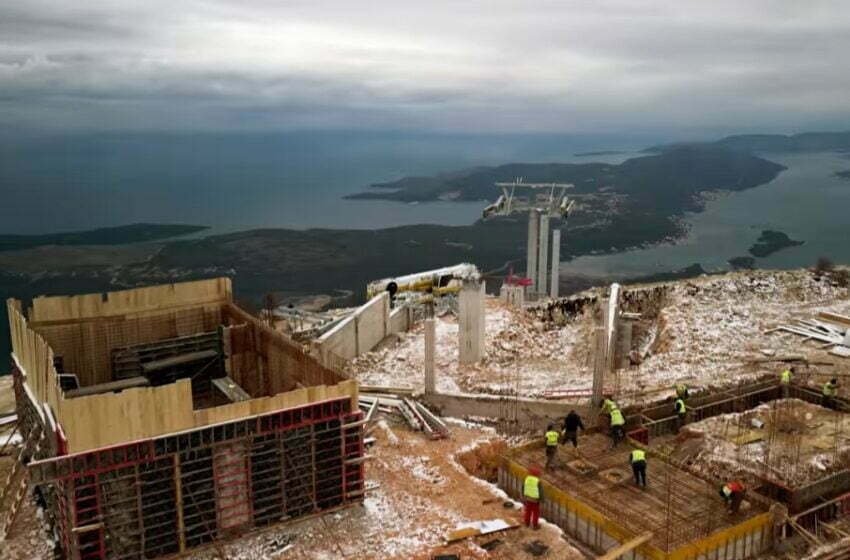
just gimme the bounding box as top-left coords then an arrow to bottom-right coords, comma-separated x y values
511,434 -> 764,552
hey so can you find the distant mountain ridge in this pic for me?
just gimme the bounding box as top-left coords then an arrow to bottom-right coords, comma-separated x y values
0,223 -> 207,252
648,131 -> 850,154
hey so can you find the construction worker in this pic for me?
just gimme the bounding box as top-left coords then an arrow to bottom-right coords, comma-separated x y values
719,481 -> 746,514
780,366 -> 794,398
609,407 -> 626,448
629,448 -> 647,488
601,396 -> 618,415
544,424 -> 560,469
562,409 -> 585,448
822,378 -> 839,409
674,397 -> 687,433
523,465 -> 542,529
675,383 -> 689,400
600,395 -> 617,430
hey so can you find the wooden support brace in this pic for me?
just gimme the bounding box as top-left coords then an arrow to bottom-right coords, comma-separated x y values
596,532 -> 653,559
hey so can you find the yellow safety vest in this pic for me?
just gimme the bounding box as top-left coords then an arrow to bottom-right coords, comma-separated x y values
630,449 -> 646,463
824,382 -> 837,397
524,475 -> 540,499
675,399 -> 686,415
780,370 -> 791,384
545,430 -> 559,446
610,408 -> 625,426
602,399 -> 616,413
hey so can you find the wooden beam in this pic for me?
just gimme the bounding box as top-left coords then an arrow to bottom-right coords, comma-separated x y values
818,311 -> 850,328
141,349 -> 218,373
211,376 -> 251,403
64,376 -> 150,398
596,532 -> 653,560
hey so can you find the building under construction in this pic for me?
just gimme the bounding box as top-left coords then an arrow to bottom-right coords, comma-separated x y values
3,278 -> 364,559
499,379 -> 850,559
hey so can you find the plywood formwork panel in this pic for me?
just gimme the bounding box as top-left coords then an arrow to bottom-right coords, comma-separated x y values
35,306 -> 222,387
9,295 -> 357,454
29,278 -> 232,323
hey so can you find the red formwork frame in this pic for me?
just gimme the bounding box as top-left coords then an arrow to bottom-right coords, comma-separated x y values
30,396 -> 364,560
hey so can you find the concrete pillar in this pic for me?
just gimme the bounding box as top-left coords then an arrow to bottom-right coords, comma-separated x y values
616,319 -> 633,369
424,318 -> 436,394
459,281 -> 485,364
537,213 -> 550,297
591,300 -> 607,408
550,229 -> 561,299
526,210 -> 539,294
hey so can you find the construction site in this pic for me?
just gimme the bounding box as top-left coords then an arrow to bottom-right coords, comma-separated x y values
1,182 -> 849,560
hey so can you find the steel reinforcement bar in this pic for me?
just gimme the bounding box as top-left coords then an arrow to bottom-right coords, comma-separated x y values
499,457 -> 773,560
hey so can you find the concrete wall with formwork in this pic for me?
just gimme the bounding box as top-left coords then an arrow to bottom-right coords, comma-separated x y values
499,437 -> 774,560
26,389 -> 364,560
7,279 -> 354,454
8,278 -> 365,560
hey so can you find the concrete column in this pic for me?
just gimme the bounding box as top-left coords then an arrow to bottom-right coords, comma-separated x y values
424,318 -> 436,394
550,229 -> 561,299
537,213 -> 550,297
590,298 -> 608,409
526,210 -> 539,294
458,281 -> 485,364
616,319 -> 633,369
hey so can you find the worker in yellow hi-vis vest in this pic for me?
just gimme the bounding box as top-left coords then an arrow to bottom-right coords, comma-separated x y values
629,448 -> 647,488
523,465 -> 542,529
780,366 -> 794,398
544,424 -> 560,469
609,408 -> 626,448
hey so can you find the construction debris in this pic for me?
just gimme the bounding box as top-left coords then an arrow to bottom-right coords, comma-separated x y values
445,518 -> 518,543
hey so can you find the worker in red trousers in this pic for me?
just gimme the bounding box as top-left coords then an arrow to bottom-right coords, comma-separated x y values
523,465 -> 542,529
720,480 -> 746,514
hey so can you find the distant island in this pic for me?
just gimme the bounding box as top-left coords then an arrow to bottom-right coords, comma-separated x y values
345,146 -> 785,207
748,230 -> 804,258
835,170 -> 850,180
0,223 -> 207,252
648,131 -> 850,154
573,150 -> 627,157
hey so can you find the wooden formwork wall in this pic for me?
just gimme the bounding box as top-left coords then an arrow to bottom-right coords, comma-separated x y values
7,278 -> 356,455
34,305 -> 223,387
223,303 -> 344,397
28,277 -> 232,323
29,396 -> 365,560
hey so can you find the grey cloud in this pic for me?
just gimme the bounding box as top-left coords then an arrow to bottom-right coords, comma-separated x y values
1,0 -> 848,134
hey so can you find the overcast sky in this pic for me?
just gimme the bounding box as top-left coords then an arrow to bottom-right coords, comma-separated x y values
2,0 -> 849,135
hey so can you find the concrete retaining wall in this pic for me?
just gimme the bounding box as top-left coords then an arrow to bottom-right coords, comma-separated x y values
388,305 -> 412,335
355,293 -> 389,353
422,392 -> 591,431
315,293 -> 410,366
315,314 -> 358,361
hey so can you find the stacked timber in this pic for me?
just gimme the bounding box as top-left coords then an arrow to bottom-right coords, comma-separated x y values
358,394 -> 449,439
